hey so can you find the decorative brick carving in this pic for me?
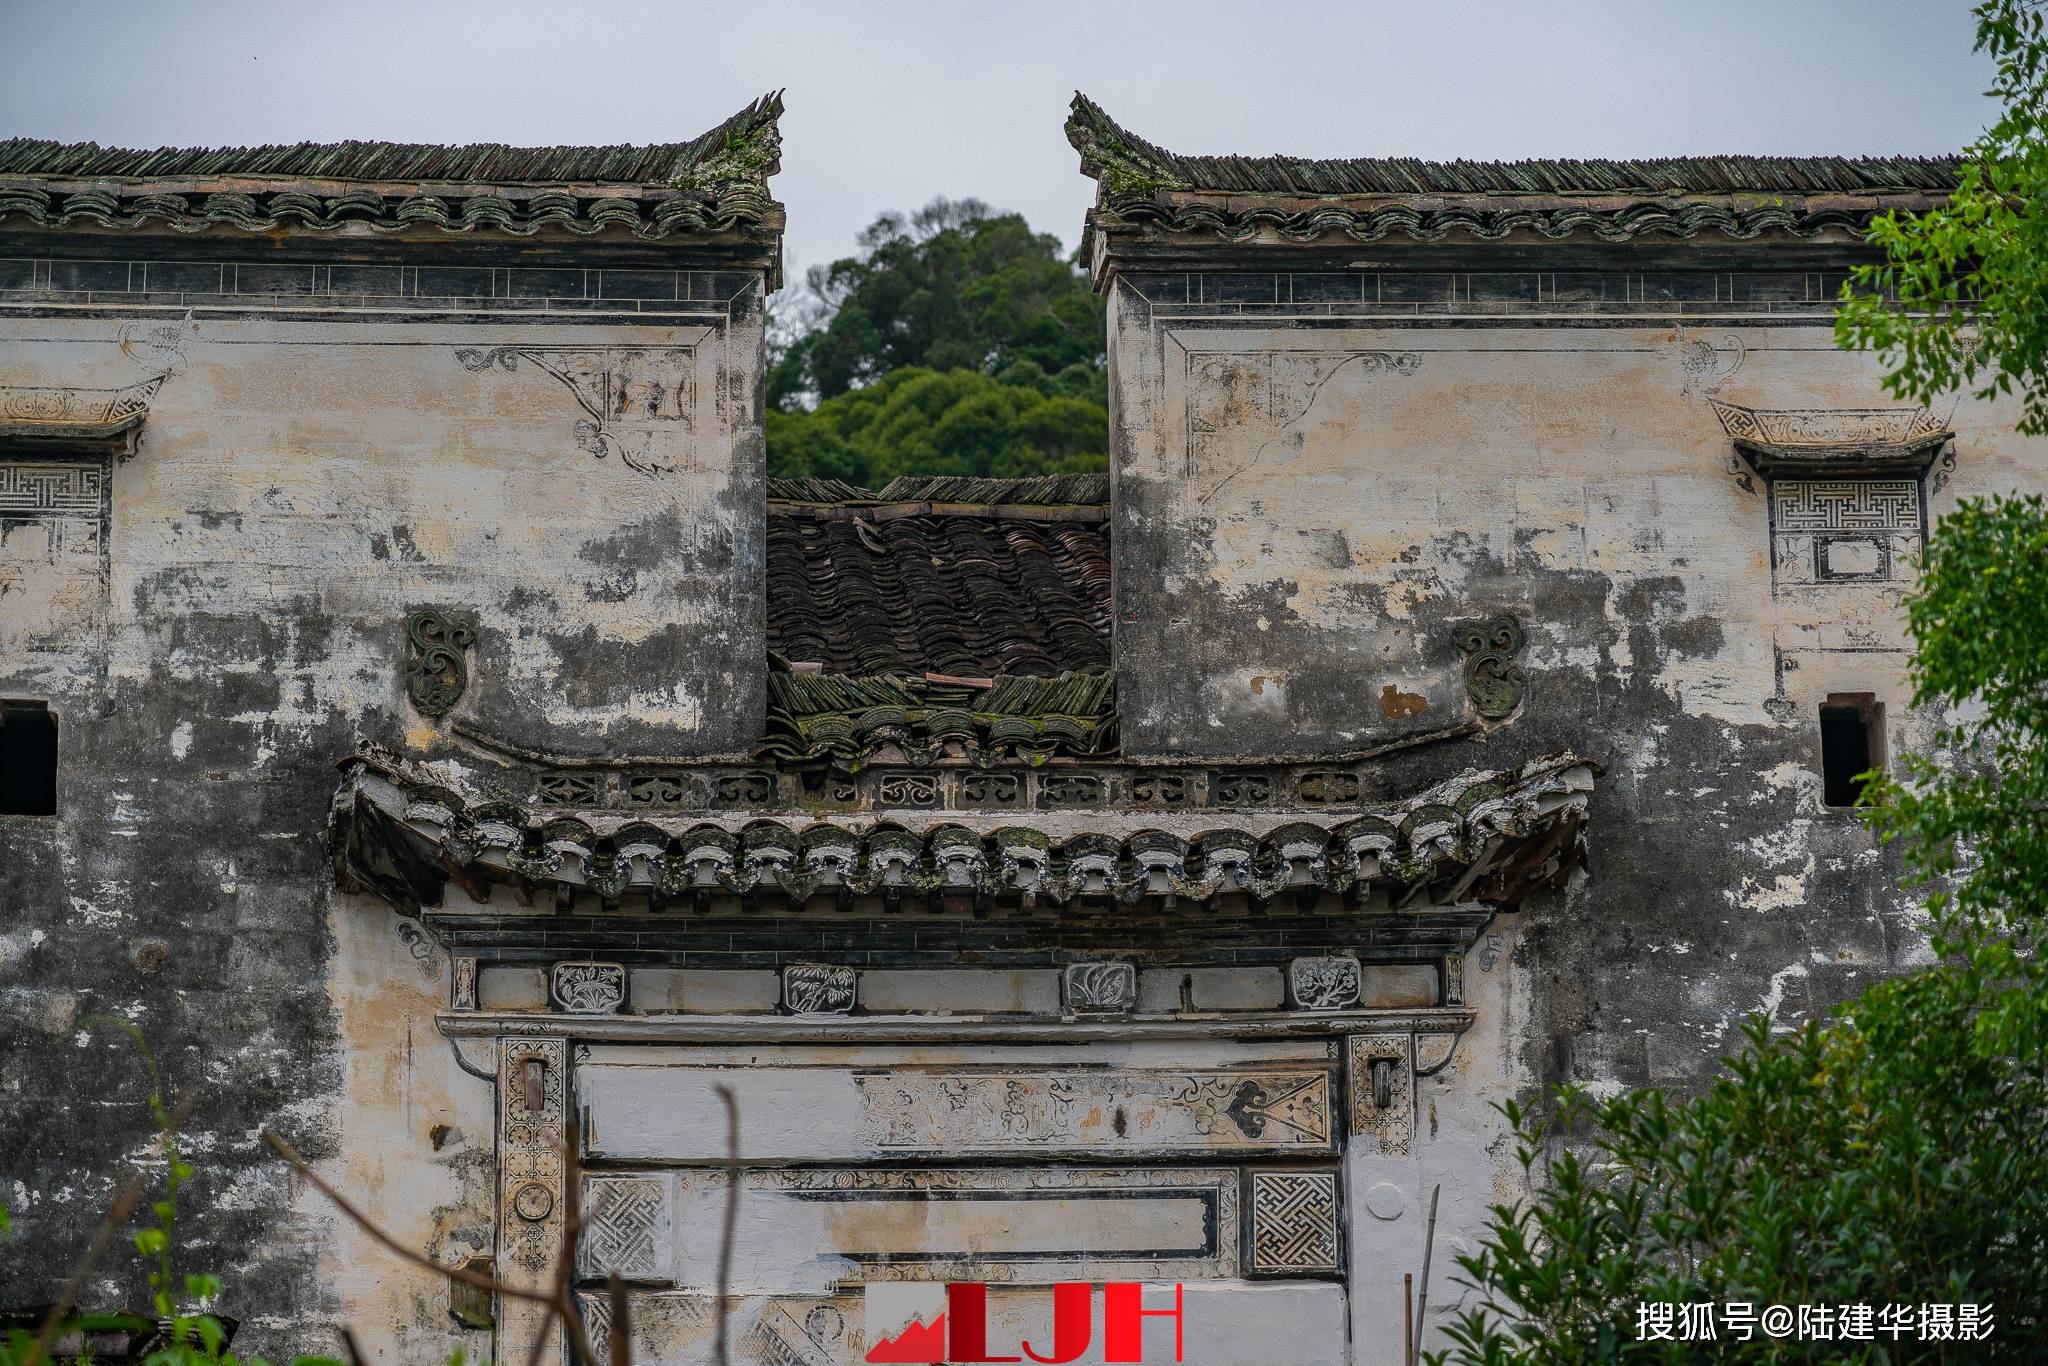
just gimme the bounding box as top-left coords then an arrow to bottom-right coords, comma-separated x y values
783,963 -> 854,1015
1247,1169 -> 1343,1277
404,608 -> 476,717
537,771 -> 605,807
1442,952 -> 1465,1006
1037,773 -> 1104,808
450,956 -> 477,1011
960,771 -> 1022,808
1063,961 -> 1137,1015
1288,956 -> 1362,1011
498,1036 -> 567,1277
550,961 -> 625,1015
1211,771 -> 1275,807
578,1174 -> 671,1283
457,344 -> 697,475
1458,615 -> 1526,719
876,772 -> 942,808
0,460 -> 106,564
1347,1033 -> 1413,1157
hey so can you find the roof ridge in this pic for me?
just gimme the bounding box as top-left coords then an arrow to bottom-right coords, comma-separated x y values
0,91 -> 784,191
1067,92 -> 1964,199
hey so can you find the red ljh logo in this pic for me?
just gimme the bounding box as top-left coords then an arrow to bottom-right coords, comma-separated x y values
865,1283 -> 1186,1364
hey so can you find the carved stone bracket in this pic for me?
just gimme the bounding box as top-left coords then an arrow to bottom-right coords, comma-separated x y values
405,608 -> 476,717
1458,616 -> 1527,720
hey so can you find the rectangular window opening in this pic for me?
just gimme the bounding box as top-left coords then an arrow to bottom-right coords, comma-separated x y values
0,700 -> 59,816
1819,694 -> 1884,809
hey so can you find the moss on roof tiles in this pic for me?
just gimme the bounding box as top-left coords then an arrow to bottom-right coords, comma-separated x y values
0,91 -> 782,192
1067,92 -> 1962,199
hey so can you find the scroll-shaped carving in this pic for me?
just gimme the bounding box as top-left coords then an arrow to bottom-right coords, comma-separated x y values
457,345 -> 696,475
405,608 -> 476,717
1458,615 -> 1526,719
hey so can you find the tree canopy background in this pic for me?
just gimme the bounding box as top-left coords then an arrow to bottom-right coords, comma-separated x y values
765,198 -> 1108,486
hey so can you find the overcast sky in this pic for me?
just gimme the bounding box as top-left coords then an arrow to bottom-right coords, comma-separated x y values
0,1 -> 1998,281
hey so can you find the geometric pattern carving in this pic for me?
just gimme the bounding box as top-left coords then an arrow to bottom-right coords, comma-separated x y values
1347,1033 -> 1414,1157
1246,1169 -> 1342,1277
1771,480 -> 1923,591
1773,479 -> 1919,531
578,1175 -> 670,1283
0,460 -> 106,562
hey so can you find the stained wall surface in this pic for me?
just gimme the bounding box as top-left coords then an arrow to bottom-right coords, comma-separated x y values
5,238 -> 2043,1366
0,252 -> 767,1358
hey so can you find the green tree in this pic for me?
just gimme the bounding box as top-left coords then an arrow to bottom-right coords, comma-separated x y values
1440,4 -> 2048,1358
1836,2 -> 2048,432
769,198 -> 1105,411
766,366 -> 1106,486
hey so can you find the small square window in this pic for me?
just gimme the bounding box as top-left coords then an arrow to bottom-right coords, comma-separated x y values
0,700 -> 58,816
1819,694 -> 1884,809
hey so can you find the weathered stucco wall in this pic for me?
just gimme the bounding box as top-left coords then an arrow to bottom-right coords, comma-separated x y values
7,227 -> 2043,1366
0,248 -> 767,1356
1097,263 -> 2047,1359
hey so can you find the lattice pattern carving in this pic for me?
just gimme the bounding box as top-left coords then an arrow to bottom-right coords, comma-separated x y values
0,460 -> 105,561
1247,1170 -> 1342,1276
578,1175 -> 670,1282
1774,480 -> 1918,532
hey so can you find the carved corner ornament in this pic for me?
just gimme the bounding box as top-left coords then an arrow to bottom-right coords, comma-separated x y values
405,608 -> 477,717
456,344 -> 696,476
1458,615 -> 1526,720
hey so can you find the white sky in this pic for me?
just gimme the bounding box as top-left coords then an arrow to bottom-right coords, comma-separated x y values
0,0 -> 1998,281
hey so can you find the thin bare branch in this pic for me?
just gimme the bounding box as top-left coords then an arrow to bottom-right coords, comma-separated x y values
262,1130 -> 555,1307
606,1274 -> 631,1366
713,1083 -> 740,1366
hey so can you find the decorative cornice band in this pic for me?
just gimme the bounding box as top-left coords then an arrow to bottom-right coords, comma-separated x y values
332,747 -> 1595,916
1091,199 -> 1888,248
0,182 -> 782,244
